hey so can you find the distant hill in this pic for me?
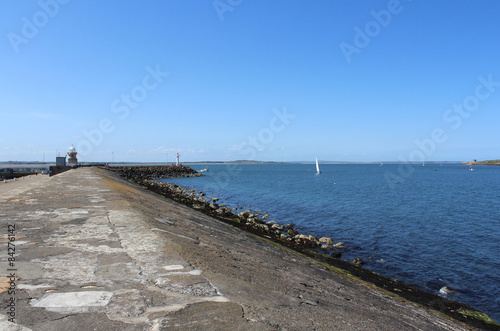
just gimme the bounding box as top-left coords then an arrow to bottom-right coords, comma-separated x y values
462,159 -> 500,165
187,160 -> 284,164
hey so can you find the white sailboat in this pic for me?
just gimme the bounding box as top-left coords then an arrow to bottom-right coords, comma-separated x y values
316,157 -> 321,174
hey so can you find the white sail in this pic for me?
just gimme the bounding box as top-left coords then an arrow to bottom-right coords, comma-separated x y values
316,157 -> 321,174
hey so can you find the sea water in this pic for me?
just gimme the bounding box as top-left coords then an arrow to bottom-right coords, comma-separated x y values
160,163 -> 500,321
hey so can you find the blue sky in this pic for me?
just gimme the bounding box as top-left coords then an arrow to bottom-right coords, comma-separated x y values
1,0 -> 499,162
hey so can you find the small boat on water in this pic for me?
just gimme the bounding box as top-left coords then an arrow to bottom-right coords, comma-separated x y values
469,166 -> 475,171
199,167 -> 209,173
316,157 -> 321,175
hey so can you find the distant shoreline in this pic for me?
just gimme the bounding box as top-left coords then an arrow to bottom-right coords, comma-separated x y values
462,159 -> 500,166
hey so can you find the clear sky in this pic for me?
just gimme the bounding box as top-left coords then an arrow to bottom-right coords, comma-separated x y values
1,0 -> 499,162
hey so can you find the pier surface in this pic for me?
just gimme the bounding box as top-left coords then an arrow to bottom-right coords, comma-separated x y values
0,167 -> 474,330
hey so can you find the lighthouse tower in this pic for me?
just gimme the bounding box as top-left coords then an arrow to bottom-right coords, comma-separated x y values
176,153 -> 180,166
67,145 -> 78,166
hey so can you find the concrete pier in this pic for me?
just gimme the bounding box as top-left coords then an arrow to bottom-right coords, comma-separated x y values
0,168 -> 474,330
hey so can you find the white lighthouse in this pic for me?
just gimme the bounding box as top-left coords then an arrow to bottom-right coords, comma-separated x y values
176,153 -> 180,166
67,145 -> 78,166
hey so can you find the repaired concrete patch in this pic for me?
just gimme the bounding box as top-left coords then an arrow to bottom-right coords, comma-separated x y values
17,284 -> 53,291
106,289 -> 147,323
71,210 -> 89,214
154,277 -> 218,297
31,291 -> 113,309
163,264 -> 185,271
161,269 -> 202,276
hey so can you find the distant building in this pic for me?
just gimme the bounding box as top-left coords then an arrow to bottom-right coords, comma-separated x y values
472,159 -> 477,163
67,145 -> 78,166
56,157 -> 66,166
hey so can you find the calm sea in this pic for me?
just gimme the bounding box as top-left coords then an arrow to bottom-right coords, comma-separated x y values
160,163 -> 500,321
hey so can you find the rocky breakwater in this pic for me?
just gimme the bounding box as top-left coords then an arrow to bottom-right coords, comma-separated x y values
136,180 -> 343,256
106,165 -> 204,180
105,165 -> 341,256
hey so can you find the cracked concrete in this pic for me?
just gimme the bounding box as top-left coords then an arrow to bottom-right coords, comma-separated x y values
0,168 -> 476,330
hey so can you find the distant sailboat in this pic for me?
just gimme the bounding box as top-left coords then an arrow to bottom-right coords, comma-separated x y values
316,157 -> 321,174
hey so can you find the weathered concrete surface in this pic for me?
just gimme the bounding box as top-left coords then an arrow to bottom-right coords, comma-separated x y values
0,168 -> 475,330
